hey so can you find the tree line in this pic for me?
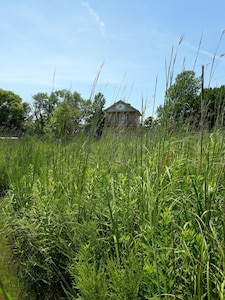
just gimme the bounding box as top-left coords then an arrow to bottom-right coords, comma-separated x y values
156,70 -> 225,130
0,88 -> 105,137
1,70 -> 225,135
144,70 -> 225,130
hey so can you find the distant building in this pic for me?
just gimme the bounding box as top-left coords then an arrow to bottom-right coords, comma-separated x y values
104,100 -> 141,131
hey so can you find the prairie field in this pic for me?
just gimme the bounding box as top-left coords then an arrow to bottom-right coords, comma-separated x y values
0,128 -> 225,299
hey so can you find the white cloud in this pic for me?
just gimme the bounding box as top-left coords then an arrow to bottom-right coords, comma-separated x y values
81,1 -> 106,37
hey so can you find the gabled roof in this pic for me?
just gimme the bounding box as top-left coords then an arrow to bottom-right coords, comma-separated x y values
105,100 -> 142,115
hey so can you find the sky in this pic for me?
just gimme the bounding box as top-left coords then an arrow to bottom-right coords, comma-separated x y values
1,0 -> 225,118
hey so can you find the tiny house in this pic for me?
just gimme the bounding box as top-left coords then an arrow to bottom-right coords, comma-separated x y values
104,100 -> 141,131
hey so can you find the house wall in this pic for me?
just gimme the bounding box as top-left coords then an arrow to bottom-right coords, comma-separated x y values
105,112 -> 140,129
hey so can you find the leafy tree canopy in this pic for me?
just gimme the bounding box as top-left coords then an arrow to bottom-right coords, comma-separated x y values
85,92 -> 106,137
165,70 -> 201,119
201,85 -> 225,128
0,88 -> 29,132
143,116 -> 153,129
157,70 -> 201,128
31,89 -> 93,135
50,101 -> 79,136
31,90 -> 107,137
157,70 -> 225,130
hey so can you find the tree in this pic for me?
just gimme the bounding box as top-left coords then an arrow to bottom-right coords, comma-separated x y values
86,92 -> 106,137
0,88 -> 29,133
49,90 -> 93,136
32,92 -> 59,134
31,89 -> 106,136
202,85 -> 225,128
158,71 -> 201,128
50,101 -> 78,136
144,116 -> 153,129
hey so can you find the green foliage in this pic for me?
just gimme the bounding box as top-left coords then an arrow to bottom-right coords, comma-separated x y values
0,278 -> 12,300
143,116 -> 155,129
159,70 -> 201,128
158,70 -> 225,131
0,88 -> 29,133
85,92 -> 106,137
1,131 -> 225,299
50,100 -> 80,136
31,89 -> 95,136
32,92 -> 59,134
73,244 -> 109,300
203,85 -> 225,128
0,166 -> 9,197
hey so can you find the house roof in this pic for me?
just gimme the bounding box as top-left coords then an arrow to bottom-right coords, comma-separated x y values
104,100 -> 142,115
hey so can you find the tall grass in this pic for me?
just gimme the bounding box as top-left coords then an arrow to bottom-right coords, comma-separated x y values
0,128 -> 224,299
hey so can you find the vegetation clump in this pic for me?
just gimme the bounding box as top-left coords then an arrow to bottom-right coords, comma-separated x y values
0,128 -> 225,299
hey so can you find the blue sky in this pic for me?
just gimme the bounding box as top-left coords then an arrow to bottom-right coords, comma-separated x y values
1,0 -> 225,117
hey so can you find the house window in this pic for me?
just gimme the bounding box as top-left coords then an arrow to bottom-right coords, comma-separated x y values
117,113 -> 130,124
117,113 -> 125,123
